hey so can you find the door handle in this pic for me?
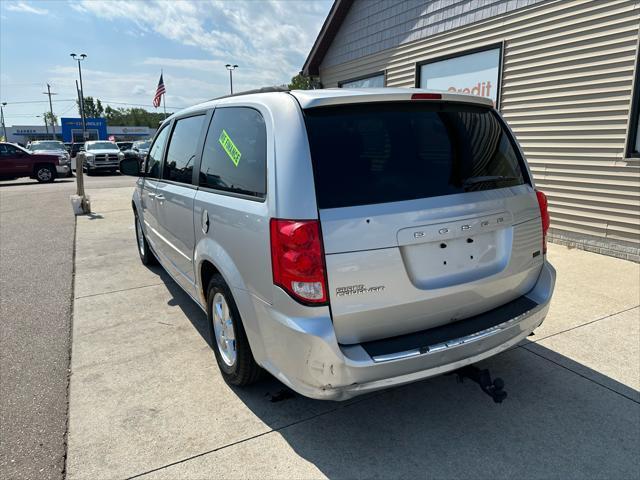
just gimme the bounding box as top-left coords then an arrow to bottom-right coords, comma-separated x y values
155,194 -> 165,201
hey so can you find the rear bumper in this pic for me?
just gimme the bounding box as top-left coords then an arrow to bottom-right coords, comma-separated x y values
247,261 -> 555,400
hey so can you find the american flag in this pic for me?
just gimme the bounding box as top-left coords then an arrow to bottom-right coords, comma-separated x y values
153,73 -> 166,108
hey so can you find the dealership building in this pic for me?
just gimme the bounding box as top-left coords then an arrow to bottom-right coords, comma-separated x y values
5,118 -> 155,144
304,0 -> 640,261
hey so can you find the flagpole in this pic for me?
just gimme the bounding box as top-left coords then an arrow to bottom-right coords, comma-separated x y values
161,69 -> 167,119
163,94 -> 167,119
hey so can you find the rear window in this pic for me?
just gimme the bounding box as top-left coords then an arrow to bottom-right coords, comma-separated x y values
304,103 -> 527,209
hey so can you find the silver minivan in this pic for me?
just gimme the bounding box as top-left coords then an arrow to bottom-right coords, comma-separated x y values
120,88 -> 555,400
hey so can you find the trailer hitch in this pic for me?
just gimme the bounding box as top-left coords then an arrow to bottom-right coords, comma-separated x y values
449,365 -> 507,403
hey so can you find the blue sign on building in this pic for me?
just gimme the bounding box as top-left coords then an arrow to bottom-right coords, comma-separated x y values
61,117 -> 108,142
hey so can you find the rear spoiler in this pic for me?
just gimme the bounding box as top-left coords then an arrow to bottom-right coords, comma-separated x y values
291,88 -> 495,110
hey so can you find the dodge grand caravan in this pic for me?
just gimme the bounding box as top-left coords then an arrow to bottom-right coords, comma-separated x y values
120,88 -> 555,400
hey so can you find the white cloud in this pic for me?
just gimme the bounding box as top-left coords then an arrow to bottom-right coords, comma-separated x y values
142,57 -> 218,73
71,0 -> 330,87
5,1 -> 48,15
47,65 -> 221,110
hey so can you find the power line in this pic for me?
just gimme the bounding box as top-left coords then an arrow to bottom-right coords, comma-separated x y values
2,99 -> 76,105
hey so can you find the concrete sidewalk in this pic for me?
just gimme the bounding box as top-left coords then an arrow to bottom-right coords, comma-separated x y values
67,186 -> 640,480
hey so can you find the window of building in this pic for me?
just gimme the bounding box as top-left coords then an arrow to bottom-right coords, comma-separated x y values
145,126 -> 170,179
628,54 -> 640,157
199,107 -> 267,199
162,115 -> 206,184
417,45 -> 502,108
339,73 -> 385,88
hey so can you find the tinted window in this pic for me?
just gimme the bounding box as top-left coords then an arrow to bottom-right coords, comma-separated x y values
162,115 -> 205,184
0,144 -> 21,155
199,107 -> 266,198
304,103 -> 526,209
145,127 -> 170,179
87,142 -> 118,150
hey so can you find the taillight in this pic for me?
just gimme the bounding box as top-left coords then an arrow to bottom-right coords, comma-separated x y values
270,219 -> 328,304
535,189 -> 550,254
411,93 -> 442,100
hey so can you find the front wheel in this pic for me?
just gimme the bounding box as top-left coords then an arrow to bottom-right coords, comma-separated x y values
134,211 -> 157,265
207,274 -> 262,386
35,165 -> 55,183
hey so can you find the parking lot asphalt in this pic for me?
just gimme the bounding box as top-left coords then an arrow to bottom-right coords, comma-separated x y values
0,174 -> 135,480
66,186 -> 640,479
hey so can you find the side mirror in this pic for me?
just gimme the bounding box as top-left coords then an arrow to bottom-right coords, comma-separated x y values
119,157 -> 143,176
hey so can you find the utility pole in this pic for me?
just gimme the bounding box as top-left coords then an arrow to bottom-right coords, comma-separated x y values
0,102 -> 7,141
38,115 -> 49,135
43,84 -> 58,140
225,64 -> 238,94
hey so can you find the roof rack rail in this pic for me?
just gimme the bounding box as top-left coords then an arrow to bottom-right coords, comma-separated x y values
210,86 -> 290,102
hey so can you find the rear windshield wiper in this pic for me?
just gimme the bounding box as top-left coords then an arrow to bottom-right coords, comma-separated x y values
463,175 -> 520,187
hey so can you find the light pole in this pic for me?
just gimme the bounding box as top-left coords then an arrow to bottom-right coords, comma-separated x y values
225,64 -> 238,94
70,53 -> 87,140
70,53 -> 90,214
0,102 -> 7,141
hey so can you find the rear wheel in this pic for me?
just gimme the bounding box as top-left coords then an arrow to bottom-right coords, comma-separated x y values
134,211 -> 157,265
35,165 -> 55,183
206,274 -> 261,386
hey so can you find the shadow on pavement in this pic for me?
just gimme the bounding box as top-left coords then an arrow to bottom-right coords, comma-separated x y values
0,179 -> 75,187
159,277 -> 640,479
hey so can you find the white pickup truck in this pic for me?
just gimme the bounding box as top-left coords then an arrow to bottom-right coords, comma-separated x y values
76,140 -> 124,175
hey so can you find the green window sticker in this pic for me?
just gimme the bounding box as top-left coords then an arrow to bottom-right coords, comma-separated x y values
218,129 -> 242,167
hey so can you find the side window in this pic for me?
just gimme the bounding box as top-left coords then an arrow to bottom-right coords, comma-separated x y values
199,107 -> 266,198
162,115 -> 205,184
145,127 -> 170,179
0,144 -> 20,156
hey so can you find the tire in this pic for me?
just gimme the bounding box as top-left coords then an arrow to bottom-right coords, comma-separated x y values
206,274 -> 262,386
35,165 -> 55,183
134,211 -> 158,265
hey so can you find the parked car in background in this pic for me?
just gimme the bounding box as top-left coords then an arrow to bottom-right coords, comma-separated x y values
26,140 -> 71,177
70,142 -> 84,158
0,142 -> 66,183
76,140 -> 124,175
64,142 -> 73,154
131,140 -> 151,159
117,141 -> 134,151
119,88 -> 555,400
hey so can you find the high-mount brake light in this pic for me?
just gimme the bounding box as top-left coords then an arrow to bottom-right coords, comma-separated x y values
411,93 -> 442,100
270,219 -> 328,304
535,189 -> 551,254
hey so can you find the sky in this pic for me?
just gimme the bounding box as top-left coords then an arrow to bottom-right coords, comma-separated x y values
0,0 -> 332,126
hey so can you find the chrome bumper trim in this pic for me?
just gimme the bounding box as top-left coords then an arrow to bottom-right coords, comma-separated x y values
370,302 -> 537,363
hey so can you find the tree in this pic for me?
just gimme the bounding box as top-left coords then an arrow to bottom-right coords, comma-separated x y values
77,96 -> 104,118
77,97 -> 171,127
288,73 -> 321,90
43,111 -> 58,126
